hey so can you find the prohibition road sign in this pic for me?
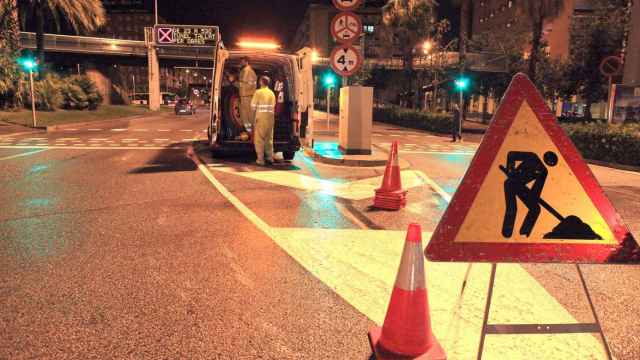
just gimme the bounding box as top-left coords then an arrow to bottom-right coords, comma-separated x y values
599,56 -> 623,77
330,45 -> 363,76
332,0 -> 363,11
331,12 -> 362,43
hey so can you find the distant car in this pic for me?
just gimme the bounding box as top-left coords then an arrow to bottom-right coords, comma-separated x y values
175,99 -> 196,115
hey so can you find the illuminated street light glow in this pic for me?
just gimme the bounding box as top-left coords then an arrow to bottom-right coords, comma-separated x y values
237,40 -> 281,50
312,49 -> 319,63
423,40 -> 434,54
455,76 -> 470,91
18,57 -> 38,71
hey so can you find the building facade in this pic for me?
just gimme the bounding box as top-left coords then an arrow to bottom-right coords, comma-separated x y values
289,4 -> 383,58
472,0 -> 594,59
623,0 -> 640,85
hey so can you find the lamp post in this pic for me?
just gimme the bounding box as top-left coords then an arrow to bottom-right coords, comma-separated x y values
154,0 -> 158,25
19,57 -> 38,127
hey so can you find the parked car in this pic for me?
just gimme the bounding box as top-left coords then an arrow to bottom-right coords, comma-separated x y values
175,99 -> 196,115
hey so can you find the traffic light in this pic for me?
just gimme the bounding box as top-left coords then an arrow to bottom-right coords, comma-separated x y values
323,72 -> 336,88
454,76 -> 470,91
18,56 -> 38,72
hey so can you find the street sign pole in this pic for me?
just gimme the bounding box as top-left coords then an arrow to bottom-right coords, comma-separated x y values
327,86 -> 331,129
29,69 -> 36,128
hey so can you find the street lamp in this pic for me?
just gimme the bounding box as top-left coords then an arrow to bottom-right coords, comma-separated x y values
423,40 -> 434,54
323,72 -> 337,129
18,57 -> 38,128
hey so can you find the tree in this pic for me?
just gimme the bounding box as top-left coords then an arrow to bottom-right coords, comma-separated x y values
381,0 -> 449,108
521,0 -> 566,80
17,0 -> 106,65
564,0 -> 628,120
451,0 -> 471,66
0,0 -> 22,109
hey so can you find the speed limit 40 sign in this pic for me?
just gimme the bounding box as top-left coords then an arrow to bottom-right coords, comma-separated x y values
332,0 -> 362,11
330,44 -> 363,76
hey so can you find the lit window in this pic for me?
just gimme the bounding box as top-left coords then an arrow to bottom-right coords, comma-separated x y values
506,22 -> 511,28
480,1 -> 485,6
480,18 -> 484,23
508,1 -> 513,8
490,12 -> 494,18
363,25 -> 375,34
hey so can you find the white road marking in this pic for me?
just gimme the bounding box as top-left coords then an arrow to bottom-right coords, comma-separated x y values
59,137 -> 80,141
154,139 -> 169,141
67,129 -> 78,131
0,145 -> 179,150
180,129 -> 193,132
87,128 -> 102,131
89,138 -> 109,141
158,129 -> 170,132
122,139 -> 139,142
25,137 -> 47,141
111,128 -> 127,132
133,129 -> 149,132
0,149 -> 47,161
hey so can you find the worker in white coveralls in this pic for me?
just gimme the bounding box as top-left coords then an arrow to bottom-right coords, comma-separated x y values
251,76 -> 276,166
238,56 -> 257,137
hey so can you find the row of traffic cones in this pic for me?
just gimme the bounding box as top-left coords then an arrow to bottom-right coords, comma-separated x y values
374,141 -> 407,211
373,143 -> 445,357
368,223 -> 446,359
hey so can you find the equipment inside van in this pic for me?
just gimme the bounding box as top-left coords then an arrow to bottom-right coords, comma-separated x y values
207,47 -> 314,161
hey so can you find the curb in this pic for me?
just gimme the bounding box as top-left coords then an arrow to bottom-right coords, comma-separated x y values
587,159 -> 640,173
46,114 -> 150,132
303,147 -> 388,167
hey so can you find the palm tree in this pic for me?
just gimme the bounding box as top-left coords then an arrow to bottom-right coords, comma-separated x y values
0,0 -> 22,108
17,0 -> 106,65
522,0 -> 565,79
382,0 -> 448,108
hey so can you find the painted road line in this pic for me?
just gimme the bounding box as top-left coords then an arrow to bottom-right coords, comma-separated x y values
0,145 -> 170,150
87,128 -> 102,131
67,128 -> 78,131
180,129 -> 193,132
133,129 -> 149,132
25,137 -> 47,141
399,150 -> 475,156
192,152 -> 609,359
415,171 -> 453,203
154,139 -> 169,142
59,137 -> 80,141
111,128 -> 127,132
158,129 -> 170,132
0,131 -> 40,139
89,138 -> 109,141
0,149 -> 47,161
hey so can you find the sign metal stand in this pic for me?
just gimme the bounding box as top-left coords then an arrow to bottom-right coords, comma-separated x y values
475,263 -> 613,360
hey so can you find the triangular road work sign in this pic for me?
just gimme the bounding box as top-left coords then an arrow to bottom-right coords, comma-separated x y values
425,73 -> 639,263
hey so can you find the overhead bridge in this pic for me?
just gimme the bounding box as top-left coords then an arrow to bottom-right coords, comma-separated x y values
19,32 -> 215,60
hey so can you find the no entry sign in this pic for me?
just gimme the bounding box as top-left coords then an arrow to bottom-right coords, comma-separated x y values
330,45 -> 363,76
425,73 -> 639,264
331,12 -> 362,43
599,56 -> 623,77
332,0 -> 362,11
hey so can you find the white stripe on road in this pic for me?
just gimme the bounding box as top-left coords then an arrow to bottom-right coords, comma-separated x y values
89,138 -> 109,141
111,128 -> 127,132
87,128 -> 102,131
25,137 -> 47,141
58,138 -> 80,141
0,148 -> 47,161
158,129 -> 170,132
133,129 -> 149,132
180,129 -> 193,132
154,139 -> 169,141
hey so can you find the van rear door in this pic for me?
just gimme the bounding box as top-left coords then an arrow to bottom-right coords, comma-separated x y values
295,47 -> 314,143
209,45 -> 229,146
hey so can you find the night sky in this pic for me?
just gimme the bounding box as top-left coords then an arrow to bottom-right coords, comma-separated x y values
156,0 -> 459,47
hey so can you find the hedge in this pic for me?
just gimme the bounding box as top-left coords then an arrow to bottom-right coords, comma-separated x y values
373,106 -> 640,167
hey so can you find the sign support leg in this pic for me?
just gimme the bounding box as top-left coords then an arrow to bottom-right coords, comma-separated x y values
575,264 -> 613,360
477,263 -> 497,360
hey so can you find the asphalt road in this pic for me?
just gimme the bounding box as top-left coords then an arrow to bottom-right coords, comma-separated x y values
1,110 -> 639,359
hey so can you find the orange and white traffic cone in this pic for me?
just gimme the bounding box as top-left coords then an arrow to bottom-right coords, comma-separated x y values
368,223 -> 446,360
374,141 -> 407,210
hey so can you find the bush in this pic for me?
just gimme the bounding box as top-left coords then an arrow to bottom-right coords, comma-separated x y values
373,106 -> 452,133
23,73 -> 62,111
69,75 -> 102,110
561,123 -> 640,167
58,75 -> 103,110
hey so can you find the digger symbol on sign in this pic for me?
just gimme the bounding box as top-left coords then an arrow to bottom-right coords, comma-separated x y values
500,151 -> 602,240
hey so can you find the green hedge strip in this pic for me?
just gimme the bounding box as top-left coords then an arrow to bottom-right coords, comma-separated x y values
373,106 -> 640,167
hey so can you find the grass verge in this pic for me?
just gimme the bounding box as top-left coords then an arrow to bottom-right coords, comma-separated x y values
0,105 -> 171,127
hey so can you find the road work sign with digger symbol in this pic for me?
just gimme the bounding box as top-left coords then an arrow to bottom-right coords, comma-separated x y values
425,73 -> 639,264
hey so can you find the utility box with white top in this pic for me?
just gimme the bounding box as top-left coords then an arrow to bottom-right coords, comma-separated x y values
339,86 -> 373,155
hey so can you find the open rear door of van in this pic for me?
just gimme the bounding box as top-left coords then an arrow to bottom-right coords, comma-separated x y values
209,44 -> 229,147
295,47 -> 314,145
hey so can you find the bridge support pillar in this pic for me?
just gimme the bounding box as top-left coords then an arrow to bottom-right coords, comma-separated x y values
147,45 -> 161,111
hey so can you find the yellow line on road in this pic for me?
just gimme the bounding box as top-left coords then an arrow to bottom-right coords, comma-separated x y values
0,149 -> 47,161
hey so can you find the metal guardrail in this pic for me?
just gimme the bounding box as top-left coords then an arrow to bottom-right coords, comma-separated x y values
19,32 -> 215,61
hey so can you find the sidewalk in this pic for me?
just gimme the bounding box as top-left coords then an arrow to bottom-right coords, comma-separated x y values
0,120 -> 42,138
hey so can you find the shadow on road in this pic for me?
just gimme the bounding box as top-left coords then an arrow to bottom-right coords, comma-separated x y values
128,143 -> 196,174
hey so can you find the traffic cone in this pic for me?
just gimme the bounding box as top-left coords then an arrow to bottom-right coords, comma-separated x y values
368,223 -> 446,360
374,141 -> 407,210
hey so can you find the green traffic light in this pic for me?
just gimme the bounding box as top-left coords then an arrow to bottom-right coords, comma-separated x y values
323,73 -> 336,88
454,77 -> 470,91
18,57 -> 38,71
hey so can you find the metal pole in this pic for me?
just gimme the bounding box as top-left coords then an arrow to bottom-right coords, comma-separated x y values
326,86 -> 331,130
459,89 -> 463,140
154,0 -> 158,25
606,76 -> 613,123
77,63 -> 80,76
132,74 -> 136,104
29,69 -> 37,128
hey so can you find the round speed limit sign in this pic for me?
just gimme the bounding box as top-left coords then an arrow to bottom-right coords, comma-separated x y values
332,0 -> 363,11
330,45 -> 363,77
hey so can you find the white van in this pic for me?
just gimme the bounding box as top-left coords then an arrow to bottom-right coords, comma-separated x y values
207,47 -> 314,160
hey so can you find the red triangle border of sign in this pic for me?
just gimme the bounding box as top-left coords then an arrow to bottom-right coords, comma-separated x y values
425,73 -> 639,264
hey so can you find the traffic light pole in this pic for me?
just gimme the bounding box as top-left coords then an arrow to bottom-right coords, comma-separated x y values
459,88 -> 463,140
326,86 -> 331,130
29,69 -> 37,128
